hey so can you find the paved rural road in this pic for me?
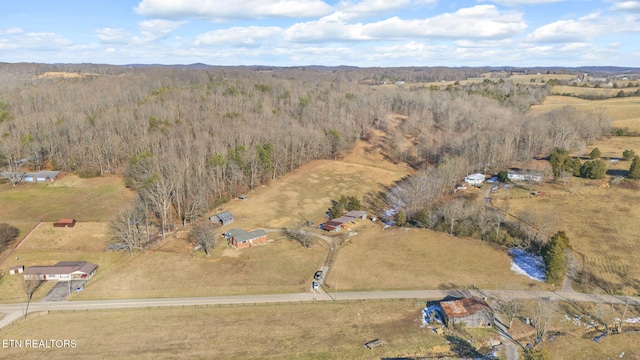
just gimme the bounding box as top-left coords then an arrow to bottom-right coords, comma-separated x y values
1,289 -> 638,327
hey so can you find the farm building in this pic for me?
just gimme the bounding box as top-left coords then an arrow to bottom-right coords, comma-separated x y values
322,210 -> 367,232
224,228 -> 268,249
209,211 -> 235,226
322,220 -> 343,232
507,172 -> 542,183
23,171 -> 65,182
53,218 -> 76,228
437,298 -> 494,328
23,261 -> 98,282
9,266 -> 24,275
464,173 -> 485,185
345,210 -> 367,220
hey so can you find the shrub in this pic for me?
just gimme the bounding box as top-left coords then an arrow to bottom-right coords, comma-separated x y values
623,149 -> 636,161
589,148 -> 601,159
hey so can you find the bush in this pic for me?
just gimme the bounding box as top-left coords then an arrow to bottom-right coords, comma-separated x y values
623,149 -> 636,161
589,148 -> 601,159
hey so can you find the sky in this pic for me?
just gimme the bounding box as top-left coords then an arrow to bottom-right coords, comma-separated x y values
1,0 -> 640,67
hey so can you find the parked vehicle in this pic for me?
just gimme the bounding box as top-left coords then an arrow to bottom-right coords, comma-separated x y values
314,270 -> 323,280
312,281 -> 320,290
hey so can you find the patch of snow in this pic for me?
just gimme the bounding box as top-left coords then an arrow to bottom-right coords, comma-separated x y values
625,316 -> 640,324
508,249 -> 546,282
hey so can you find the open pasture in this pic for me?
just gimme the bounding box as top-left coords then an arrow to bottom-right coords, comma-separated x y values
328,224 -> 547,291
222,140 -> 411,230
529,96 -> 640,130
0,300 -> 449,359
0,175 -> 135,222
492,180 -> 640,295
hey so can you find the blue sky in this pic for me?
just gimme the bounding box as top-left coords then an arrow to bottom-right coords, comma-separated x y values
1,0 -> 639,67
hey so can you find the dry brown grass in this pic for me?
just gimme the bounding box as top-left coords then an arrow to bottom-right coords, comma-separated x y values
0,300 -> 451,359
0,175 -> 135,222
528,96 -> 640,127
73,236 -> 327,300
221,140 -> 411,230
492,179 -> 640,294
329,224 -> 548,291
36,72 -> 96,79
552,85 -> 639,97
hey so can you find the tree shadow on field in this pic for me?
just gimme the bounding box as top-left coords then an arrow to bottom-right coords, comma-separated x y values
606,169 -> 628,177
444,334 -> 482,358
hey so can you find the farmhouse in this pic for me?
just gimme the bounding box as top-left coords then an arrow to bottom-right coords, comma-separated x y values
209,211 -> 235,226
224,228 -> 268,249
464,173 -> 485,185
321,210 -> 367,231
437,298 -> 494,328
23,261 -> 98,282
53,218 -> 76,228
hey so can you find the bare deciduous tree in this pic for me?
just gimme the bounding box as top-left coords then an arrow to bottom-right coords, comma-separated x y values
21,277 -> 43,318
190,222 -> 218,255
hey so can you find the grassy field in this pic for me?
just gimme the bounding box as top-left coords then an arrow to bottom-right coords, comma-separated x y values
552,85 -> 640,98
0,300 -> 459,359
328,224 -> 548,291
221,142 -> 411,230
0,175 -> 135,222
492,177 -> 640,295
529,96 -> 640,131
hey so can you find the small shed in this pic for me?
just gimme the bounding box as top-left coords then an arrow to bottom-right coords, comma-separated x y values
9,266 -> 24,275
345,210 -> 367,220
322,220 -> 343,232
438,298 -> 494,328
209,211 -> 235,226
53,218 -> 76,228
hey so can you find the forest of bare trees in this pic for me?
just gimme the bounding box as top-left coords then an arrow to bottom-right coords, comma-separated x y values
0,63 -> 611,248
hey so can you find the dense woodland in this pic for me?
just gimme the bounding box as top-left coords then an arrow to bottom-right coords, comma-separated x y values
0,64 -> 612,247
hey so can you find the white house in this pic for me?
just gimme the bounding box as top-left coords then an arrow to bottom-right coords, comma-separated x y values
464,173 -> 485,185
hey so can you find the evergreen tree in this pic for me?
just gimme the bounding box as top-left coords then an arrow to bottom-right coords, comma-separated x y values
396,209 -> 407,227
589,148 -> 601,159
579,160 -> 606,179
629,155 -> 640,179
542,231 -> 571,286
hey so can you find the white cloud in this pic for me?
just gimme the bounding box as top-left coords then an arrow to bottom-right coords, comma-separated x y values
0,28 -> 23,36
138,19 -> 186,42
284,5 -> 526,42
96,28 -> 132,44
195,26 -> 282,47
526,16 -> 605,43
482,0 -> 566,5
134,0 -> 333,21
609,0 -> 640,12
335,0 -> 418,20
0,32 -> 73,51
